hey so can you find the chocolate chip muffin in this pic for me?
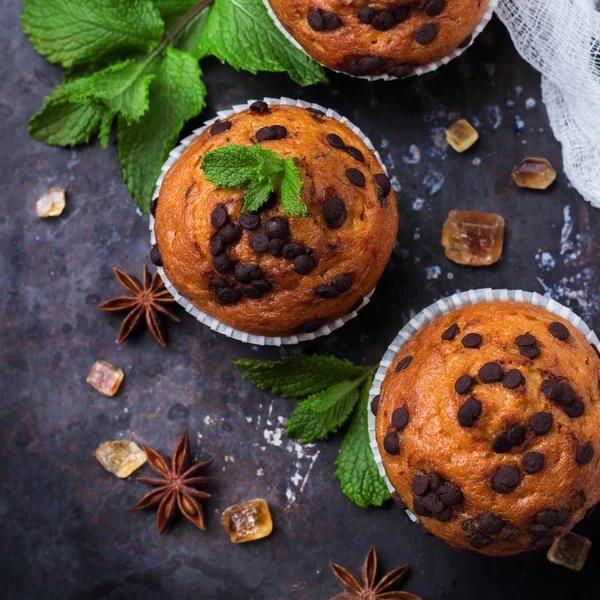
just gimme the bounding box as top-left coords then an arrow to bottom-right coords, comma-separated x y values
152,101 -> 397,338
267,0 -> 490,77
373,301 -> 600,556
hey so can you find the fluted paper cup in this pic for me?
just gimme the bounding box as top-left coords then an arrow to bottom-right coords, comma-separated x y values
150,97 -> 389,346
263,0 -> 498,81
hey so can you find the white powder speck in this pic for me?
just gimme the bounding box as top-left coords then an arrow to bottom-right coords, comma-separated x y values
412,197 -> 425,211
286,488 -> 296,503
525,97 -> 537,109
263,426 -> 283,447
515,115 -> 525,133
536,251 -> 556,271
414,227 -> 421,241
515,85 -> 523,97
246,416 -> 252,423
426,265 -> 442,280
380,137 -> 389,150
224,455 -> 235,462
256,468 -> 264,477
447,272 -> 454,280
203,415 -> 214,425
423,169 -> 445,196
486,105 -> 503,130
291,472 -> 302,487
485,62 -> 496,77
390,175 -> 401,192
472,157 -> 482,166
402,144 -> 421,165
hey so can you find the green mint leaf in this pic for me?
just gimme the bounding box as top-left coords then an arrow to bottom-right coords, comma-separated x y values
242,175 -> 277,212
335,378 -> 392,508
198,0 -> 326,86
172,8 -> 210,59
287,379 -> 363,443
280,156 -> 307,217
22,0 -> 164,69
99,111 -> 114,149
118,47 -> 206,212
234,355 -> 368,399
152,0 -> 199,28
201,144 -> 262,188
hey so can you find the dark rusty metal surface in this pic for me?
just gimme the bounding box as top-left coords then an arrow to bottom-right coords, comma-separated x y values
1,2 -> 599,598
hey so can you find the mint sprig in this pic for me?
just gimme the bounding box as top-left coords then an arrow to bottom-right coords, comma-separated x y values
22,0 -> 326,212
235,355 -> 391,508
201,145 -> 308,216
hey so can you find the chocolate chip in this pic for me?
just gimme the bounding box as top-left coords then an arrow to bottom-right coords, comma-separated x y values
556,383 -> 576,406
523,452 -> 545,474
358,6 -> 376,24
150,198 -> 158,217
388,63 -> 414,78
249,100 -> 269,113
507,424 -> 526,446
332,273 -> 353,293
520,344 -> 541,359
564,397 -> 585,418
492,432 -> 512,454
345,55 -> 387,75
529,523 -> 550,537
260,192 -> 278,212
240,284 -> 261,299
302,319 -> 323,333
211,236 -> 225,255
307,10 -> 324,31
392,6 -> 410,22
268,238 -> 286,257
462,519 -> 477,535
458,397 -> 482,427
256,125 -> 287,142
556,509 -> 570,526
346,146 -> 364,162
455,374 -> 474,395
412,495 -> 431,517
326,133 -> 346,149
216,287 -> 240,305
458,34 -> 472,49
500,524 -> 520,541
282,242 -> 305,259
234,263 -> 262,284
438,482 -> 462,506
252,279 -> 271,294
541,379 -> 561,401
462,333 -> 482,348
422,492 -> 445,514
249,232 -> 269,253
370,395 -> 380,415
478,512 -> 504,536
322,12 -> 341,30
294,254 -> 316,275
529,411 -> 553,435
502,369 -> 524,389
315,284 -> 339,299
576,442 -> 594,465
372,11 -> 395,31
479,362 -> 503,383
210,120 -> 231,135
219,222 -> 241,244
436,506 -> 454,522
535,509 -> 559,527
208,277 -> 228,293
346,168 -> 366,187
470,533 -> 492,549
391,407 -> 409,430
323,197 -> 347,228
265,217 -> 289,239
392,492 -> 407,510
412,475 -> 430,496
383,432 -> 400,455
532,536 -> 554,548
424,0 -> 445,17
549,321 -> 570,340
150,244 -> 162,266
374,173 -> 392,197
427,473 -> 444,491
211,204 -> 228,229
415,23 -> 437,45
212,252 -> 233,273
239,212 -> 260,230
515,333 -> 536,346
492,466 -> 520,494
395,356 -> 412,372
441,323 -> 459,341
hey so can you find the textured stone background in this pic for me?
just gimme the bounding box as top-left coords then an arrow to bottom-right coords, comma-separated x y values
1,2 -> 599,599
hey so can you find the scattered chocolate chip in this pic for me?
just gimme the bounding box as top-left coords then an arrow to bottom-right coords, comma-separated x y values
458,34 -> 472,49
268,238 -> 286,257
534,510 -> 558,527
436,506 -> 453,522
344,55 -> 387,75
346,146 -> 364,162
252,279 -> 271,294
212,252 -> 233,273
219,222 -> 241,244
515,333 -> 536,347
457,397 -> 482,427
249,100 -> 269,113
392,6 -> 410,22
150,244 -> 162,266
422,492 -> 445,514
358,6 -> 376,24
391,407 -> 409,430
564,397 -> 585,418
415,23 -> 437,45
256,125 -> 287,143
412,495 -> 431,517
383,432 -> 400,455
523,452 -> 545,474
249,232 -> 269,253
520,344 -> 541,359
294,254 -> 316,275
395,356 -> 412,372
541,379 -> 561,401
150,198 -> 158,217
346,168 -> 366,187
549,321 -> 569,340
210,120 -> 231,135
282,242 -> 306,260
265,217 -> 289,239
323,197 -> 347,228
211,204 -> 228,229
216,287 -> 240,305
332,273 -> 353,293
455,374 -> 474,395
412,475 -> 430,496
370,395 -> 380,415
507,424 -> 526,446
372,11 -> 395,31
427,473 -> 444,491
556,383 -> 576,406
322,11 -> 341,30
492,465 -> 520,494
212,236 -> 227,256
492,431 -> 512,454
502,369 -> 524,389
302,319 -> 323,333
424,0 -> 445,17
576,442 -> 594,465
326,133 -> 346,149
392,492 -> 407,510
438,482 -> 462,506
388,63 -> 414,78
461,333 -> 482,348
239,212 -> 260,230
234,263 -> 262,284
478,512 -> 504,536
208,277 -> 228,293
529,411 -> 553,435
240,284 -> 261,299
374,173 -> 391,197
470,533 -> 492,549
479,362 -> 503,383
307,10 -> 324,31
315,284 -> 339,299
442,323 -> 459,341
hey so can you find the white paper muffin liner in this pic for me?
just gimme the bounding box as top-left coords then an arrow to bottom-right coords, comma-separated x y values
263,0 -> 498,81
149,97 -> 390,346
367,288 -> 600,522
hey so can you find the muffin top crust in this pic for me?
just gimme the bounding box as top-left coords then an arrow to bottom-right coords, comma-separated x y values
267,0 -> 490,77
374,301 -> 600,556
153,103 -> 398,337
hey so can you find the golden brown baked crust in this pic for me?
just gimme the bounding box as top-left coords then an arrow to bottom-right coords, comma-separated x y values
153,103 -> 398,336
375,301 -> 600,556
267,0 -> 490,77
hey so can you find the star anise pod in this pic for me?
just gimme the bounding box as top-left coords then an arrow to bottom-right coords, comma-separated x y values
98,264 -> 179,347
330,546 -> 421,600
132,429 -> 213,534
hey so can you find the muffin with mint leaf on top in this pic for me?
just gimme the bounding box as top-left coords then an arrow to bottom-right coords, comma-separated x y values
151,101 -> 397,338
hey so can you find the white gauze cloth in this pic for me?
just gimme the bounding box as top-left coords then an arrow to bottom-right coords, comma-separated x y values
497,0 -> 600,209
